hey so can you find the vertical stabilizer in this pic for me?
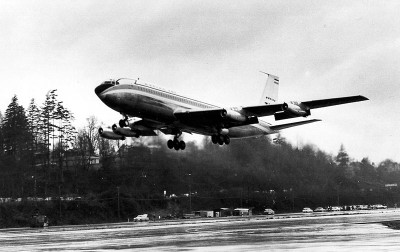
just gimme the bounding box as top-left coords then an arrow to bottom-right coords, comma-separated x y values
259,72 -> 279,104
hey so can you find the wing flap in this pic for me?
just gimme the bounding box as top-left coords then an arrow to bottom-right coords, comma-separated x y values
174,108 -> 225,124
241,104 -> 283,117
174,108 -> 259,128
270,119 -> 321,131
274,111 -> 302,121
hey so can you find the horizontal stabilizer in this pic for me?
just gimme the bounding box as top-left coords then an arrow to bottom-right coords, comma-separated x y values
270,119 -> 321,131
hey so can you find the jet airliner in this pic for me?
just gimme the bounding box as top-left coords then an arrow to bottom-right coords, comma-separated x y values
95,74 -> 368,150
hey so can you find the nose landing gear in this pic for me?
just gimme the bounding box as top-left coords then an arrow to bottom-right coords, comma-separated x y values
119,117 -> 129,128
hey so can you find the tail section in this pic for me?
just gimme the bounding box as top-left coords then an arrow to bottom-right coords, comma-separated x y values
259,72 -> 279,105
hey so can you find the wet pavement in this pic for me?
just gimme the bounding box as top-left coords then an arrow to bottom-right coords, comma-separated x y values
1,209 -> 400,251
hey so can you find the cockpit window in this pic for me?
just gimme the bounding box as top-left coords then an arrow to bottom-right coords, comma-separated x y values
102,80 -> 116,85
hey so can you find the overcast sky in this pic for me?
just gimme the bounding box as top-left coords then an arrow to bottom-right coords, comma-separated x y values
1,0 -> 399,163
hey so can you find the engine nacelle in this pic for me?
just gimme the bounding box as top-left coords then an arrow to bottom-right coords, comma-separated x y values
98,127 -> 126,140
221,109 -> 247,122
112,124 -> 140,138
282,102 -> 310,117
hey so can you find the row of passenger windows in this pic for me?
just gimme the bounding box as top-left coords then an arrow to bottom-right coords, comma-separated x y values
132,85 -> 209,108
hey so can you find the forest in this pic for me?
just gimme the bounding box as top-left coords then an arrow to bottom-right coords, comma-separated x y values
0,90 -> 399,228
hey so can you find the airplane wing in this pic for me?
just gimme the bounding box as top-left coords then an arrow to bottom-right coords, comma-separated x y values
174,108 -> 226,124
301,95 -> 368,109
270,119 -> 321,131
127,119 -> 160,136
174,108 -> 258,127
242,95 -> 368,118
241,104 -> 283,117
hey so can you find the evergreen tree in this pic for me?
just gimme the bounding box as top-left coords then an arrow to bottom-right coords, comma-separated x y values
336,144 -> 350,178
54,100 -> 76,183
358,157 -> 376,181
39,90 -> 58,164
1,95 -> 30,197
0,110 -> 4,156
27,99 -> 42,168
0,110 -> 4,168
2,95 -> 30,159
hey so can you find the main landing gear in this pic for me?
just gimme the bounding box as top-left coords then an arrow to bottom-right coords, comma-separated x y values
167,137 -> 186,151
211,134 -> 230,145
167,129 -> 186,151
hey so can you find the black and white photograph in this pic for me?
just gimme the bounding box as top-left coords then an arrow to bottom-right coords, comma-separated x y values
0,1 -> 400,251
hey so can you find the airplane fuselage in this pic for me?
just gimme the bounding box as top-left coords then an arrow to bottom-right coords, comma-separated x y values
96,81 -> 275,138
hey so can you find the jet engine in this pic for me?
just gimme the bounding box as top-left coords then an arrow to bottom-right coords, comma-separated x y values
98,127 -> 126,140
221,109 -> 248,122
112,124 -> 140,138
282,102 -> 310,117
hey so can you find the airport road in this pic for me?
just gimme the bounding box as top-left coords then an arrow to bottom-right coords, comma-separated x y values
1,209 -> 400,251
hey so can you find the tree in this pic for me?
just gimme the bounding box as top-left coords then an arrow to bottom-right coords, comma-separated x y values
73,116 -> 99,171
39,90 -> 58,163
358,157 -> 376,181
0,110 -> 5,170
37,90 -> 76,194
1,95 -> 31,197
336,144 -> 350,178
26,99 -> 42,168
97,130 -> 116,170
0,110 -> 4,156
2,95 -> 30,159
54,101 -> 76,183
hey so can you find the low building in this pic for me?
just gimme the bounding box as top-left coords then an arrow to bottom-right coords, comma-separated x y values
233,208 -> 253,216
214,208 -> 234,217
194,210 -> 214,218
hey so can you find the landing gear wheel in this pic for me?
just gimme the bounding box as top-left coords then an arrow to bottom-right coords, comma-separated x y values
173,139 -> 180,150
211,135 -> 218,144
218,135 -> 224,145
223,135 -> 230,145
167,140 -> 174,149
179,141 -> 186,150
168,138 -> 186,151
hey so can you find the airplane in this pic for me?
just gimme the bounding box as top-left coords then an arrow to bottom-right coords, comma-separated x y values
95,73 -> 368,150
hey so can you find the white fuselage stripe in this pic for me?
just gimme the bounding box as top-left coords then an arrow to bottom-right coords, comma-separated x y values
104,86 -> 218,110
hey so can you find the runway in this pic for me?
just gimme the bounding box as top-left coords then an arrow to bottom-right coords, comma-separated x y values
1,209 -> 400,251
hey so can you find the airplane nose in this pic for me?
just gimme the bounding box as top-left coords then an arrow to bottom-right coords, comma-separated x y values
95,82 -> 114,96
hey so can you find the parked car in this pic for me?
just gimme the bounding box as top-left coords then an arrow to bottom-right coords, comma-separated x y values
134,214 -> 149,222
302,207 -> 313,213
314,207 -> 326,212
356,205 -> 369,210
263,208 -> 275,215
330,206 -> 341,211
372,204 -> 387,209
